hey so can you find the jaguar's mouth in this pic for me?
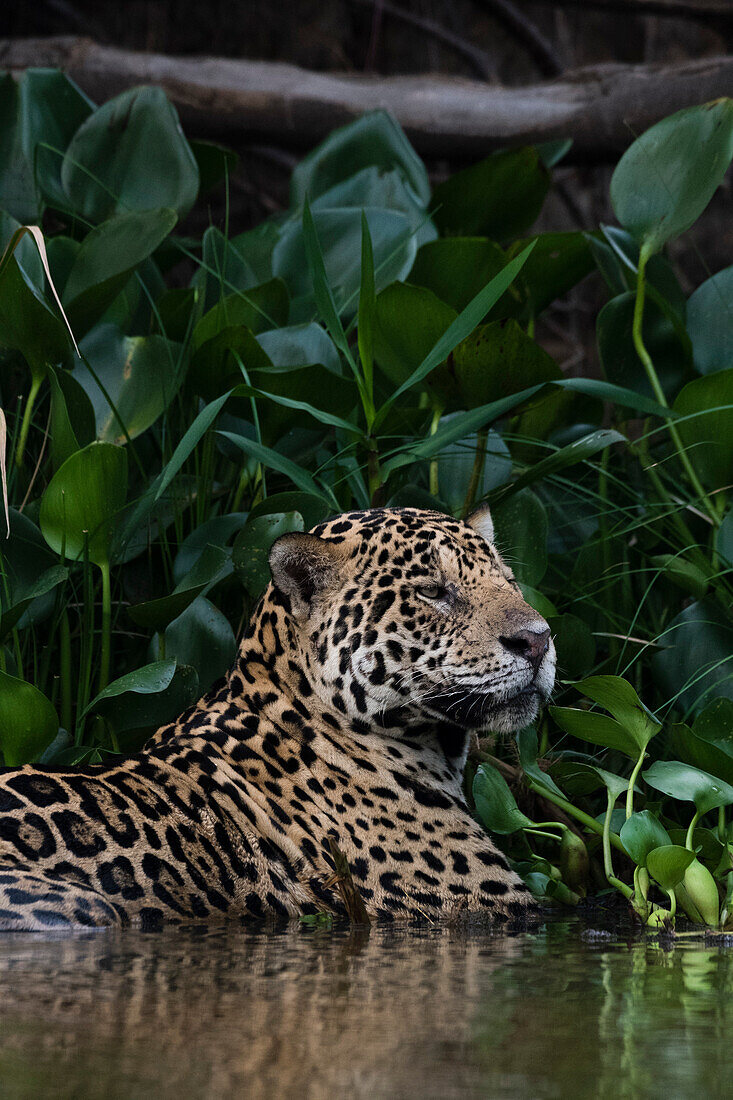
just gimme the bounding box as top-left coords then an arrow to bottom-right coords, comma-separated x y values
425,683 -> 544,730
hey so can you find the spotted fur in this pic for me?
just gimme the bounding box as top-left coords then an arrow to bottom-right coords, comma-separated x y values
0,508 -> 555,929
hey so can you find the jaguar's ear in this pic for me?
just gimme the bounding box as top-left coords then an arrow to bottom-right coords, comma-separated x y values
269,533 -> 347,612
466,503 -> 494,544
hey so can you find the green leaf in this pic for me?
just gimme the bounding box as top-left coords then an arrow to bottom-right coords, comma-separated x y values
620,811 -> 672,867
431,147 -> 549,240
96,665 -> 199,742
644,759 -> 733,815
516,725 -> 565,798
650,554 -> 709,600
670,719 -> 733,788
597,291 -> 692,403
550,707 -> 642,759
693,698 -> 733,745
574,675 -> 660,749
507,232 -> 594,317
473,762 -> 534,834
48,366 -> 96,470
452,319 -> 560,410
74,325 -> 182,444
0,74 -> 38,222
547,614 -> 596,681
0,256 -> 71,378
646,844 -> 696,891
233,380 -> 360,436
495,430 -> 625,504
20,68 -> 94,211
492,488 -> 548,586
0,564 -> 68,641
673,368 -> 733,490
61,86 -> 199,221
687,264 -> 733,375
313,166 -> 435,247
579,765 -> 630,801
653,599 -> 733,714
717,505 -> 733,567
217,430 -> 328,501
151,597 -> 236,693
408,237 -> 517,315
189,139 -> 239,195
610,99 -> 733,255
290,109 -> 430,207
0,509 -> 59,628
192,279 -> 290,347
85,659 -> 177,714
373,281 -> 457,403
128,544 -> 229,632
436,428 -> 512,513
62,208 -> 178,336
173,513 -> 249,583
358,211 -> 375,397
232,511 -> 305,599
257,323 -> 340,375
39,441 -> 128,567
250,492 -> 330,531
153,390 -> 232,503
0,671 -> 58,766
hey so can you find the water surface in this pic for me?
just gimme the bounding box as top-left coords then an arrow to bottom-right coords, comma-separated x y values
1,913 -> 732,1098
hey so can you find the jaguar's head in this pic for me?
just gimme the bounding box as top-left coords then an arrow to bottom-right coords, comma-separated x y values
268,507 -> 555,734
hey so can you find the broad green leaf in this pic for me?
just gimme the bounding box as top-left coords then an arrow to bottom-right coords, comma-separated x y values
74,325 -> 182,444
85,660 -> 177,713
358,211 -> 376,397
256,323 -> 340,375
431,147 -> 549,240
673,368 -> 733,490
48,366 -> 96,470
507,231 -> 594,317
39,441 -> 128,566
373,281 -> 457,404
580,765 -> 632,801
233,380 -> 360,436
0,509 -> 59,628
217,431 -> 329,501
0,256 -> 71,379
20,68 -> 94,211
97,665 -> 200,743
670,720 -> 733,788
650,554 -> 709,600
547,614 -> 596,681
473,762 -> 534,834
516,725 -> 565,798
233,511 -> 305,599
550,707 -> 641,759
173,513 -> 249,583
408,237 -> 517,315
290,109 -> 430,207
644,759 -> 733,815
0,671 -> 58,766
574,675 -> 660,749
610,99 -> 733,255
151,597 -> 236,693
128,544 -> 229,632
313,166 -> 436,247
436,428 -> 512,513
61,86 -> 199,221
687,264 -> 733,375
597,291 -> 692,402
0,564 -> 68,640
62,208 -> 178,336
494,430 -> 625,504
0,74 -> 38,222
188,325 -> 272,402
653,599 -> 733,713
189,139 -> 239,195
192,279 -> 290,348
492,488 -> 548,586
693,698 -> 733,745
620,811 -> 672,867
717,505 -> 733,566
452,319 -> 560,410
646,844 -> 696,890
250,493 -> 330,531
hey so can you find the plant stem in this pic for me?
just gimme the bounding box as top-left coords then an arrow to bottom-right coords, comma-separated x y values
523,827 -> 565,841
633,249 -> 719,528
99,560 -> 112,693
367,441 -> 382,505
15,372 -> 43,468
626,746 -> 646,820
526,779 -> 627,855
602,787 -> 634,901
462,429 -> 488,516
685,808 -> 701,851
429,404 -> 442,498
60,611 -> 72,733
718,807 -> 727,845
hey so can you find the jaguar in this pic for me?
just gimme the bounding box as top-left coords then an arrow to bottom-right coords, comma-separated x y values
0,506 -> 556,929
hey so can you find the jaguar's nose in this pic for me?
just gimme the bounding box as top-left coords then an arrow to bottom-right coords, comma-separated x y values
499,626 -> 551,672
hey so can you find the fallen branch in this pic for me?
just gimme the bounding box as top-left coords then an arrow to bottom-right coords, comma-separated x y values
2,37 -> 733,160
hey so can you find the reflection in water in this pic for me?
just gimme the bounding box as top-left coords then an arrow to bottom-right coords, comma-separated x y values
0,917 -> 732,1099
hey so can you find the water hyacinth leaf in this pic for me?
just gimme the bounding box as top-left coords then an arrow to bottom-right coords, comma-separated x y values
574,675 -> 661,749
506,232 -> 594,317
452,319 -> 560,410
189,139 -> 239,195
651,554 -> 709,601
233,512 -> 305,598
716,506 -> 733,567
408,237 -> 518,315
151,597 -> 237,693
646,845 -> 696,891
217,431 -> 327,500
620,811 -> 672,867
491,488 -> 548,586
290,109 -> 430,208
372,281 -> 457,400
0,671 -> 58,766
0,564 -> 68,640
249,493 -> 330,532
547,614 -> 596,681
96,666 -> 200,742
687,264 -> 733,375
597,291 -> 692,402
494,429 -> 625,503
128,544 -> 229,632
670,722 -> 733,790
550,707 -> 641,759
74,325 -> 182,444
597,225 -> 687,317
473,762 -> 534,834
274,205 -> 416,318
693,698 -> 733,745
653,599 -> 733,712
0,256 -> 71,377
20,68 -> 94,211
173,513 -> 249,584
61,86 -> 199,221
580,765 -> 631,801
610,99 -> 733,255
256,323 -> 341,375
233,379 -> 360,436
516,725 -> 565,798
0,509 -> 59,626
39,441 -> 128,566
84,659 -> 177,714
673,368 -> 733,490
62,208 -> 178,336
0,74 -> 38,222
644,759 -> 733,815
192,279 -> 290,348
431,146 -> 550,240
313,166 -> 436,248
436,429 -> 512,514
198,226 -> 258,310
48,367 -> 96,470
188,325 -> 272,402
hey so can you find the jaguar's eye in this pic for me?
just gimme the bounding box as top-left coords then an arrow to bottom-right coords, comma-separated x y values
417,583 -> 447,600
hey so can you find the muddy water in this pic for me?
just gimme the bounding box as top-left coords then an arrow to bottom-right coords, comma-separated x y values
0,914 -> 732,1099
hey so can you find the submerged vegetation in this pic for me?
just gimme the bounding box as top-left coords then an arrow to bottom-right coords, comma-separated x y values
0,69 -> 732,929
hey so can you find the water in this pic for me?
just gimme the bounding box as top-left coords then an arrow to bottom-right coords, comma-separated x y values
1,913 -> 732,1099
